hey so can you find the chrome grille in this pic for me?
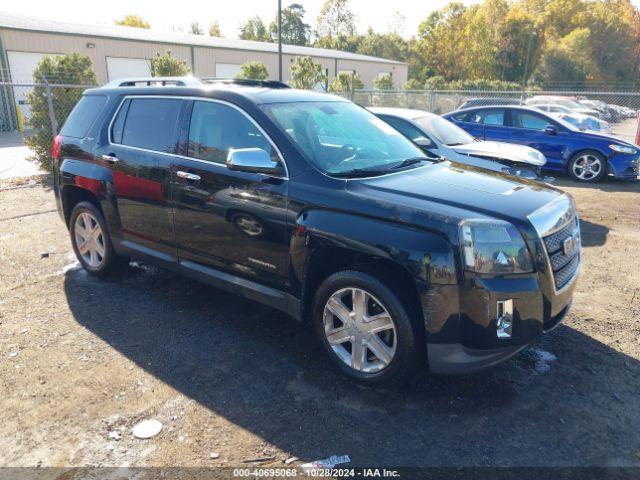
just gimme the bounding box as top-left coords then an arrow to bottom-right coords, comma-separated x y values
543,217 -> 581,290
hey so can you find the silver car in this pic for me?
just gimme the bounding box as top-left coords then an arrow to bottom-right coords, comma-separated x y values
370,107 -> 551,182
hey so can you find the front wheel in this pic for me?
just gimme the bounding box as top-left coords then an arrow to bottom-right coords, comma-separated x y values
312,270 -> 422,387
568,150 -> 606,182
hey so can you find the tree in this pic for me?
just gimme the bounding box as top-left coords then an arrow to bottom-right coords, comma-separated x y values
239,16 -> 271,42
114,14 -> 150,29
374,73 -> 394,90
237,61 -> 269,80
150,52 -> 189,76
315,0 -> 358,51
189,22 -> 204,35
208,20 -> 223,37
289,56 -> 326,89
357,28 -> 408,62
24,54 -> 97,170
269,3 -> 310,46
423,75 -> 447,90
328,71 -> 364,92
402,79 -> 423,90
387,11 -> 406,35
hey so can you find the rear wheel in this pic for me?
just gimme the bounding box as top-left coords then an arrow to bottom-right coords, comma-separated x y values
569,150 -> 606,182
69,201 -> 125,276
312,270 -> 422,387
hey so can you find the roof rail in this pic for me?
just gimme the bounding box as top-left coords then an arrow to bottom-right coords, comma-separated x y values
201,78 -> 291,89
105,76 -> 204,88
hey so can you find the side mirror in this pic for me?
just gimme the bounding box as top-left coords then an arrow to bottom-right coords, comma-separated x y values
413,136 -> 433,148
544,125 -> 558,136
227,148 -> 284,176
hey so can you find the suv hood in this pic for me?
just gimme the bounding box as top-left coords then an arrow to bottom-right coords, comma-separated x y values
452,141 -> 546,166
347,162 -> 564,230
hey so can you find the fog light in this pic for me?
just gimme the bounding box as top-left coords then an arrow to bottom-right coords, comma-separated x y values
496,300 -> 513,339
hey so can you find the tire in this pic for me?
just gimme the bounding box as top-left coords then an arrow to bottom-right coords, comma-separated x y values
69,201 -> 125,277
568,150 -> 607,182
312,270 -> 422,387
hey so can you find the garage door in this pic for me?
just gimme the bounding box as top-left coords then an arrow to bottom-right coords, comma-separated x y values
215,63 -> 242,78
6,51 -> 52,126
106,57 -> 151,81
7,51 -> 50,82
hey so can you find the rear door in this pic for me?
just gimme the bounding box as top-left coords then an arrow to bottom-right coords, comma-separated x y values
170,99 -> 289,289
455,108 -> 507,141
504,109 -> 566,169
99,96 -> 186,264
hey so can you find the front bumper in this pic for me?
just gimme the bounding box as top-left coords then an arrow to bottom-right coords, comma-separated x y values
427,302 -> 570,374
608,153 -> 639,179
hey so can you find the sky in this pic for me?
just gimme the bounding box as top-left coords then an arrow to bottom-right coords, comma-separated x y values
1,0 -> 481,39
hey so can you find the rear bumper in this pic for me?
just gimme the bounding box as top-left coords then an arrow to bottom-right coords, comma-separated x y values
427,302 -> 570,374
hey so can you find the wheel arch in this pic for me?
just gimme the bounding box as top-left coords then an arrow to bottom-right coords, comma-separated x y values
291,209 -> 458,331
567,147 -> 608,173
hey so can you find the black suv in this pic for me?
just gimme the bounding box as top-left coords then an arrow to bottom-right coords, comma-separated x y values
53,77 -> 581,386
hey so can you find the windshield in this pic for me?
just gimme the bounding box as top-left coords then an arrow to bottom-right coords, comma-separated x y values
261,101 -> 427,175
413,115 -> 475,146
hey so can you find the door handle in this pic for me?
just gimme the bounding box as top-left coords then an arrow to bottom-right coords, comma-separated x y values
176,171 -> 201,181
102,154 -> 119,164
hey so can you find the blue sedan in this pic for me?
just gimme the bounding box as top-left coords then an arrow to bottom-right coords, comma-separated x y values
443,106 -> 640,182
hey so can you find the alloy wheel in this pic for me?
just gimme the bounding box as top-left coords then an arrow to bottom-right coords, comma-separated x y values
234,215 -> 264,237
572,154 -> 602,181
74,211 -> 105,268
322,287 -> 397,373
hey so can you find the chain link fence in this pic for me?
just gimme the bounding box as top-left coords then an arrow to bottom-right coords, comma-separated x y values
0,78 -> 91,185
1,82 -> 639,185
339,89 -> 640,144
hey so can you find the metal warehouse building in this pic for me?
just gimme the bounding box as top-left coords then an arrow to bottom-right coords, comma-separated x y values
0,12 -> 407,85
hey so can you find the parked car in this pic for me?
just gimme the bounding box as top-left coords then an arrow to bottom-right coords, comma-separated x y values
370,107 -> 550,182
526,95 -> 601,119
578,99 -> 616,122
458,97 -> 521,110
443,106 -> 639,182
532,104 -> 610,133
53,77 -> 581,385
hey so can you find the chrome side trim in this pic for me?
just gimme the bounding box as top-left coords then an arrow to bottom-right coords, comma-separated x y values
106,94 -> 290,179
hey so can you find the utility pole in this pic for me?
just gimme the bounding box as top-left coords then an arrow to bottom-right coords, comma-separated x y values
278,0 -> 283,82
521,28 -> 535,105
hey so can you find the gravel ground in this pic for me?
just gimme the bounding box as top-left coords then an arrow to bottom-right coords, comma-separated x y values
0,176 -> 639,470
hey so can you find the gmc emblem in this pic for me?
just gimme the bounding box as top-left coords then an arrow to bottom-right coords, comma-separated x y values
563,232 -> 580,256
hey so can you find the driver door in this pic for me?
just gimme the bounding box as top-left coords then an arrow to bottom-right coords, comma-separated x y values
170,100 -> 290,289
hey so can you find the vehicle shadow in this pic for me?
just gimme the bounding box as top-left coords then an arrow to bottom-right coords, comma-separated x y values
579,219 -> 609,248
64,265 -> 640,467
553,177 -> 639,193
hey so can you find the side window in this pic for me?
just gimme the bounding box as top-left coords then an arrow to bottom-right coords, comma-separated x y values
110,98 -> 130,144
60,95 -> 107,138
467,109 -> 505,126
116,98 -> 183,152
187,101 -> 275,164
512,111 -> 553,130
379,116 -> 426,142
451,112 -> 469,122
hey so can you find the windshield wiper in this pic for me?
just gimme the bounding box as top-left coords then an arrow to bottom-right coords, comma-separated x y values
330,168 -> 390,178
391,157 -> 438,169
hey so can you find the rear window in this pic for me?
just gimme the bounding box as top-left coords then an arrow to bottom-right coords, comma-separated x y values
60,95 -> 107,138
112,98 -> 183,152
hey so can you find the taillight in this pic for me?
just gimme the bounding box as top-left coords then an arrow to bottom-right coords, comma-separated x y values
52,135 -> 62,161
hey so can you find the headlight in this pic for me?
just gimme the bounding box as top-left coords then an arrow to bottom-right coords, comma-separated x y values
610,144 -> 637,154
460,220 -> 534,274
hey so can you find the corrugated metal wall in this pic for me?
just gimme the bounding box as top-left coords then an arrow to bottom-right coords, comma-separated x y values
0,28 -> 408,87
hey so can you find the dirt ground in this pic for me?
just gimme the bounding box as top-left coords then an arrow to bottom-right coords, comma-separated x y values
0,175 -> 639,472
